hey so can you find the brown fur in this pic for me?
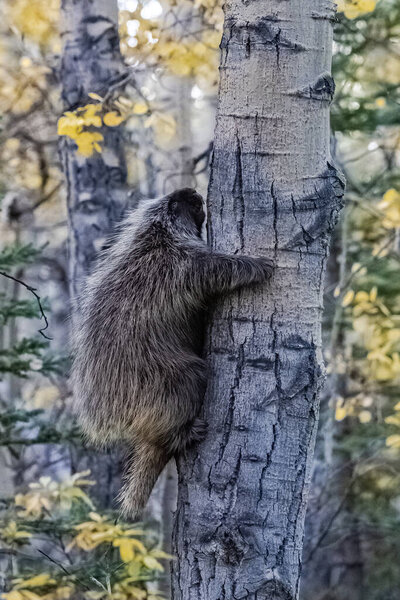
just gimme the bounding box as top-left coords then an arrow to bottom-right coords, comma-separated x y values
72,188 -> 272,517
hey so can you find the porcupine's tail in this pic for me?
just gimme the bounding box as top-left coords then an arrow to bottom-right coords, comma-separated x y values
118,440 -> 169,519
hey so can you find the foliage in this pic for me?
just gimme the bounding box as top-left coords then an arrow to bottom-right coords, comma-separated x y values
308,1 -> 400,598
118,0 -> 222,86
0,240 -> 168,599
57,102 -> 130,156
5,0 -> 59,47
0,471 -> 170,600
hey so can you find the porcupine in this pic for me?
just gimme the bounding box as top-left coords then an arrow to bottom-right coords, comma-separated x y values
72,188 -> 273,517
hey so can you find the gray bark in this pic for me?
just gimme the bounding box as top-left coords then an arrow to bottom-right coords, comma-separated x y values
60,0 -> 127,313
172,1 -> 344,599
60,0 -> 127,505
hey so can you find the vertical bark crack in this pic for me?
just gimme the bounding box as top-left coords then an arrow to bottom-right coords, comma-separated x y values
233,133 -> 245,252
271,181 -> 279,259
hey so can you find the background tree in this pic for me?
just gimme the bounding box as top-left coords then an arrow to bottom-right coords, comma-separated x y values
59,0 -> 128,506
60,0 -> 128,313
302,1 -> 400,599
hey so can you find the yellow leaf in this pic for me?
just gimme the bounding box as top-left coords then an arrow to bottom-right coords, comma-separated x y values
103,111 -> 124,126
378,188 -> 400,228
8,0 -> 59,45
385,414 -> 400,426
78,103 -> 102,115
386,435 -> 400,449
88,93 -> 104,102
19,56 -> 33,69
88,512 -> 105,522
3,592 -> 25,600
123,528 -> 145,536
335,405 -> 347,421
0,521 -> 31,543
75,132 -> 104,157
14,531 -> 32,539
372,244 -> 389,257
114,538 -> 135,562
33,385 -> 59,409
369,286 -> 378,302
337,0 -> 377,19
374,363 -> 394,381
18,592 -> 41,600
380,188 -> 398,206
142,556 -> 164,571
57,115 -> 82,138
81,105 -> 102,127
354,291 -> 369,303
15,574 -> 55,588
342,290 -> 354,307
4,138 -> 21,152
61,486 -> 95,508
133,103 -> 148,115
202,30 -> 222,49
358,410 -> 372,424
70,470 -> 93,484
376,476 -> 394,490
46,586 -> 75,599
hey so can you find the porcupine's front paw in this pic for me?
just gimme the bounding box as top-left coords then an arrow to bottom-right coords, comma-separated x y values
187,417 -> 208,444
255,257 -> 274,280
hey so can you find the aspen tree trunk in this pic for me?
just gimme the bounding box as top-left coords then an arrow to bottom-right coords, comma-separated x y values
60,0 -> 127,505
173,1 -> 344,599
60,0 -> 127,313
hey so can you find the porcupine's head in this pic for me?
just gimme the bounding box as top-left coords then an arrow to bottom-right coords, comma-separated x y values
143,188 -> 205,239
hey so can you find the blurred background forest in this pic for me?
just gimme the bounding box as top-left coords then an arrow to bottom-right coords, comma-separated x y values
0,0 -> 399,599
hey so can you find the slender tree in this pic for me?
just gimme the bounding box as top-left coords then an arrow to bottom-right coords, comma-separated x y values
60,0 -> 127,504
60,0 -> 127,313
173,1 -> 344,599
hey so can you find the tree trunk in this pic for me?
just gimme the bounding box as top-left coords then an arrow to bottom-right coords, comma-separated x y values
172,1 -> 344,599
60,0 -> 127,505
60,0 -> 127,313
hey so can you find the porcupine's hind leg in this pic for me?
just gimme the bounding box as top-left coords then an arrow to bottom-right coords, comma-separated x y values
173,364 -> 208,453
119,439 -> 167,519
119,369 -> 207,517
119,416 -> 207,518
168,416 -> 208,454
